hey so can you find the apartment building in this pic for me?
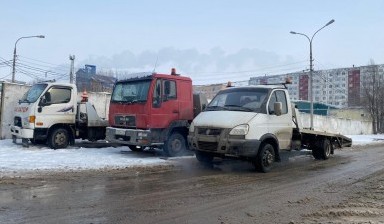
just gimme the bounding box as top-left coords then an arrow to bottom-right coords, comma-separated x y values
249,64 -> 384,108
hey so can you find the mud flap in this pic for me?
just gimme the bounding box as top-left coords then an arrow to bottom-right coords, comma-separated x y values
22,138 -> 29,148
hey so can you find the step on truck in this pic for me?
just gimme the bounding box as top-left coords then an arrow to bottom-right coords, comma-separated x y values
106,69 -> 207,156
11,82 -> 108,149
187,81 -> 352,172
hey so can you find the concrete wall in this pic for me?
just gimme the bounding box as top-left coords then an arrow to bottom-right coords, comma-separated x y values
0,82 -> 31,139
299,113 -> 373,135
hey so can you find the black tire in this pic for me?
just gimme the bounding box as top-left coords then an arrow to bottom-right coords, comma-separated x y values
48,128 -> 69,149
128,145 -> 144,152
164,132 -> 187,157
254,143 -> 275,173
195,151 -> 214,165
312,138 -> 331,160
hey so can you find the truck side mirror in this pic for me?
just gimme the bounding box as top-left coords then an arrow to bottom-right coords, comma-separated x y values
39,92 -> 52,107
274,102 -> 282,116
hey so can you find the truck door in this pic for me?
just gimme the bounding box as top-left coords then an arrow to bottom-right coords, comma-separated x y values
151,79 -> 179,128
35,86 -> 75,128
266,90 -> 293,150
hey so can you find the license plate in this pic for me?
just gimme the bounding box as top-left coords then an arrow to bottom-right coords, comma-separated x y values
115,129 -> 126,136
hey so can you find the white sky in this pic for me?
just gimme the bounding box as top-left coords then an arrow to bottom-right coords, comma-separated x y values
1,135 -> 383,178
1,0 -> 384,84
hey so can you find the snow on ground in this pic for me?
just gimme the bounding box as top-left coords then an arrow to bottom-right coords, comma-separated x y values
0,135 -> 383,176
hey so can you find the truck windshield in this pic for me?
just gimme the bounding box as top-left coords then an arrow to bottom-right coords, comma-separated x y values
111,80 -> 151,103
19,83 -> 48,103
206,88 -> 269,112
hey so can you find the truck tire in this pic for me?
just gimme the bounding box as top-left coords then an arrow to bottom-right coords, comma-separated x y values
312,138 -> 331,160
128,145 -> 144,152
254,143 -> 275,173
164,132 -> 187,157
195,151 -> 214,165
48,128 -> 69,149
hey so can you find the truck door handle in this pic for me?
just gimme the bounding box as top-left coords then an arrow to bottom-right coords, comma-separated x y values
173,110 -> 179,114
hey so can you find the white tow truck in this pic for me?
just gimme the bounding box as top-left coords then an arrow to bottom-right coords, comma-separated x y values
188,82 -> 352,172
10,82 -> 108,149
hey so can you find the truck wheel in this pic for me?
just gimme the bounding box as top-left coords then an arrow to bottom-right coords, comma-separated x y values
195,151 -> 214,165
254,143 -> 275,173
312,138 -> 331,160
128,145 -> 144,152
164,132 -> 187,157
48,128 -> 69,149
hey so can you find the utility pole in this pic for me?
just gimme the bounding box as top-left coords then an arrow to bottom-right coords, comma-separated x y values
290,19 -> 335,130
69,55 -> 75,84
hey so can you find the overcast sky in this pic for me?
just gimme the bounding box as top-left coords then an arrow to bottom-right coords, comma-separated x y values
1,0 -> 383,84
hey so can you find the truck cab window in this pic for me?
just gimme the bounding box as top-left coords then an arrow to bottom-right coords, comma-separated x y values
163,80 -> 176,100
46,87 -> 71,104
153,79 -> 177,107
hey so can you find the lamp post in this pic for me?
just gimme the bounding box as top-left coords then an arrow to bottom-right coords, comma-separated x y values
12,35 -> 45,82
290,19 -> 335,130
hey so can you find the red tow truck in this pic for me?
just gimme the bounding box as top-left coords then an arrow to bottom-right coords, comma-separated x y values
106,69 -> 207,156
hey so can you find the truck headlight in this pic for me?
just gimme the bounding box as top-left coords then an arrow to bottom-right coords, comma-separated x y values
229,124 -> 249,136
189,122 -> 195,133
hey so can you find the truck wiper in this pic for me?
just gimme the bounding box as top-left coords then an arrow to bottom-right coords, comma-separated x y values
224,104 -> 254,112
205,105 -> 227,111
19,99 -> 30,104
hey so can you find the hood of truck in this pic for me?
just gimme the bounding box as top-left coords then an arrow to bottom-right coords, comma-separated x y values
193,111 -> 258,128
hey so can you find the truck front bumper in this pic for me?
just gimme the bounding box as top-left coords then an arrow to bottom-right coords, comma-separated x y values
106,127 -> 157,146
187,132 -> 261,158
10,125 -> 34,139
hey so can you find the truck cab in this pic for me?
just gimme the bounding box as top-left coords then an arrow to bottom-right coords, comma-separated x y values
106,69 -> 196,156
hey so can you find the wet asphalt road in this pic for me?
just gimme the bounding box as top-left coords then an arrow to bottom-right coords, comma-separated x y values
1,144 -> 384,224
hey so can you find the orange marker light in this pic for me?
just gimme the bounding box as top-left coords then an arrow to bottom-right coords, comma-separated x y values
29,116 -> 36,123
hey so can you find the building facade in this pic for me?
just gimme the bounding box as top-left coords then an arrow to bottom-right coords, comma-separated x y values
249,64 -> 384,108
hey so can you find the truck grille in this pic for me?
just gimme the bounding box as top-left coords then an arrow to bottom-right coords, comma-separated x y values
114,115 -> 136,127
198,141 -> 218,151
197,128 -> 222,136
14,117 -> 22,127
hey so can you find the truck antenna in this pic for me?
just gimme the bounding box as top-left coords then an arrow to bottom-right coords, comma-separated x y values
152,56 -> 159,74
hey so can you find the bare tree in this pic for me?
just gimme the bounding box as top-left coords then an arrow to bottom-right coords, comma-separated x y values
361,59 -> 384,133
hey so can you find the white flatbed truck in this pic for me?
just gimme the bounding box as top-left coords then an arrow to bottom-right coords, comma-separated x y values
188,83 -> 352,172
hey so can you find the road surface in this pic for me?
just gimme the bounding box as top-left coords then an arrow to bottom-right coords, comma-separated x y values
1,144 -> 384,224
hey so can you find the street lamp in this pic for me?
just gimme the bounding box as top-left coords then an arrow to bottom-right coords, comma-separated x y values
12,35 -> 45,82
290,19 -> 335,130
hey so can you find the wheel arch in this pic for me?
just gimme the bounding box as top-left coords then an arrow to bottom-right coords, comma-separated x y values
163,120 -> 189,140
259,133 -> 280,162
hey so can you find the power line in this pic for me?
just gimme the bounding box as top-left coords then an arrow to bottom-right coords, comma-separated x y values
18,55 -> 70,69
